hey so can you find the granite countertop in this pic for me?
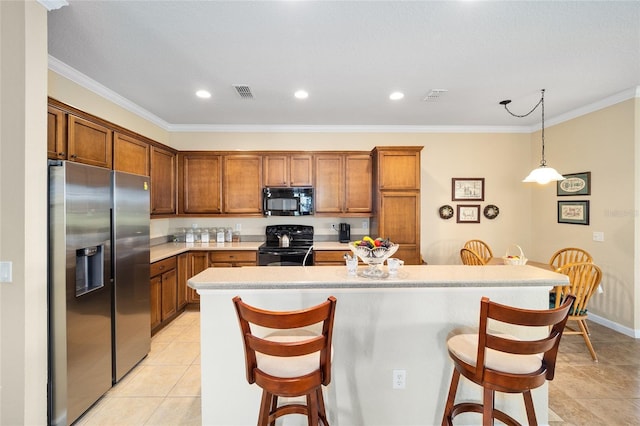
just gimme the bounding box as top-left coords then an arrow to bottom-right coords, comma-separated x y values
150,241 -> 263,263
188,264 -> 569,290
150,240 -> 352,263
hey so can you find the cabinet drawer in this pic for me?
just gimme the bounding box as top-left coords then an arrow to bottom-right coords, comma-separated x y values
151,256 -> 177,277
314,250 -> 350,263
209,250 -> 257,263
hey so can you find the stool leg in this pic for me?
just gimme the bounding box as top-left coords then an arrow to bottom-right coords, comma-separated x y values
523,390 -> 538,426
482,387 -> 494,426
269,395 -> 278,426
317,387 -> 329,426
441,369 -> 461,426
307,391 -> 319,426
257,391 -> 272,426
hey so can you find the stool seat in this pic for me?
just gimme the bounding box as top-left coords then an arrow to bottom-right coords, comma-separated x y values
233,296 -> 337,426
442,295 -> 575,426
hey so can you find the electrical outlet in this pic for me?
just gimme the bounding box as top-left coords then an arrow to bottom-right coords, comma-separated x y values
362,220 -> 368,230
331,224 -> 337,231
392,369 -> 406,389
593,231 -> 604,242
0,261 -> 12,283
235,223 -> 242,231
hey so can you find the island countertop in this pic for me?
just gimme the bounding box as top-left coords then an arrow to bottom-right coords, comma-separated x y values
188,264 -> 568,290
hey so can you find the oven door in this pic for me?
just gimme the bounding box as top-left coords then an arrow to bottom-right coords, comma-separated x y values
258,248 -> 314,266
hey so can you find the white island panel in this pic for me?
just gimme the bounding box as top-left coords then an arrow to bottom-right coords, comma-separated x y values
189,265 -> 568,426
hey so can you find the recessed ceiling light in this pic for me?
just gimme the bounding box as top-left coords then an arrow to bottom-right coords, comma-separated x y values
196,90 -> 211,99
294,90 -> 309,99
389,91 -> 404,100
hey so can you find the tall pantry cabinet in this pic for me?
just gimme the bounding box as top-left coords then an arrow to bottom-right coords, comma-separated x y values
371,146 -> 423,265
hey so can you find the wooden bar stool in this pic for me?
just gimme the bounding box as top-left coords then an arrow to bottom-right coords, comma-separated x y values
442,295 -> 575,426
233,296 -> 337,426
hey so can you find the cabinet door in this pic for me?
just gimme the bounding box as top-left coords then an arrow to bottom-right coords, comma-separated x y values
161,268 -> 178,320
47,106 -> 66,160
344,154 -> 372,213
150,146 -> 176,215
314,154 -> 344,213
150,275 -> 162,330
114,132 -> 150,176
223,155 -> 262,214
179,153 -> 222,214
379,192 -> 420,265
375,148 -> 421,190
263,155 -> 288,187
187,252 -> 209,303
176,253 -> 188,310
290,154 -> 313,186
67,115 -> 113,168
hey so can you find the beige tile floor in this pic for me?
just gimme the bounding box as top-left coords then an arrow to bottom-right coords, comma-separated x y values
76,311 -> 639,425
75,309 -> 202,426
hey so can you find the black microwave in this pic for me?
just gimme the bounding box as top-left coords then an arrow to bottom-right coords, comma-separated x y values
263,187 -> 314,216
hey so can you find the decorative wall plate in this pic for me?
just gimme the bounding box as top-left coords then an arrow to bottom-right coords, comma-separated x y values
439,204 -> 454,219
483,204 -> 500,219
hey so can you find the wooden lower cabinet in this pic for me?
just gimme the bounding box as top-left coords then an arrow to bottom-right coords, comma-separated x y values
314,250 -> 350,266
150,256 -> 178,332
209,250 -> 257,267
187,251 -> 209,304
177,253 -> 188,310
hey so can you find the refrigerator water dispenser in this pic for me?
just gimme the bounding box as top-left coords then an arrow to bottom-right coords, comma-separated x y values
75,245 -> 104,297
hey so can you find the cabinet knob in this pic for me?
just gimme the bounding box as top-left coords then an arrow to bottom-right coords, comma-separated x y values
70,154 -> 77,159
58,152 -> 66,157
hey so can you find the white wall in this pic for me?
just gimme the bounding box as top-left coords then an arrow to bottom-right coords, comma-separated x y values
0,1 -> 48,424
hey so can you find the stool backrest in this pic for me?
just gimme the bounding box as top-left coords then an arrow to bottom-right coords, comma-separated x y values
549,247 -> 593,269
460,248 -> 486,265
233,296 -> 337,386
464,240 -> 493,263
476,295 -> 575,384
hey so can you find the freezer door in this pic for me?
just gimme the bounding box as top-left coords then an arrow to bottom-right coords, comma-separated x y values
48,161 -> 113,426
112,171 -> 151,382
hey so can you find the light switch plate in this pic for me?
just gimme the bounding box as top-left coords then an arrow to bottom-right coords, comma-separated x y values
0,261 -> 12,283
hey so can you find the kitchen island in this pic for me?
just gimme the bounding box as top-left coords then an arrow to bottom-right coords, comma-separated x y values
189,264 -> 568,426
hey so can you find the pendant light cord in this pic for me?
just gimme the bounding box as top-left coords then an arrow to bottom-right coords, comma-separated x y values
500,89 -> 546,166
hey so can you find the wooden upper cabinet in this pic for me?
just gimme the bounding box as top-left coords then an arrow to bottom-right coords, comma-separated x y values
344,154 -> 372,213
47,105 -> 66,160
150,145 -> 177,215
178,153 -> 222,214
315,153 -> 372,214
223,155 -> 262,214
263,154 -> 313,187
67,115 -> 113,168
113,132 -> 150,176
374,147 -> 421,190
314,154 -> 344,213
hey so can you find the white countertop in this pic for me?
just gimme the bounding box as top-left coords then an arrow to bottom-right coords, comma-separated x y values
188,264 -> 569,290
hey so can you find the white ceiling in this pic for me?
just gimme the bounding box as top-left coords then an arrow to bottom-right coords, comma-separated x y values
47,1 -> 640,131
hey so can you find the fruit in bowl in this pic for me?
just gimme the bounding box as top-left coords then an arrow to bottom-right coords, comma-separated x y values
349,237 -> 399,277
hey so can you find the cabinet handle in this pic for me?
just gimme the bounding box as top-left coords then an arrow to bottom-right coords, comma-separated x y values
58,152 -> 66,157
70,154 -> 77,159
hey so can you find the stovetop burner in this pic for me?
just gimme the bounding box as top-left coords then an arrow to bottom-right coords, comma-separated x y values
261,224 -> 314,249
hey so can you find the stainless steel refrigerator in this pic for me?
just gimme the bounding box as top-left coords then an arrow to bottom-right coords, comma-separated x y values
48,161 -> 150,426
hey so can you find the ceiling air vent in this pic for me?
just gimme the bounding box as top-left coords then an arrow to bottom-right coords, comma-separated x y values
423,89 -> 448,102
233,84 -> 254,99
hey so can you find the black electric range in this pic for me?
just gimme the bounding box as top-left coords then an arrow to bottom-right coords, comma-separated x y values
258,225 -> 314,266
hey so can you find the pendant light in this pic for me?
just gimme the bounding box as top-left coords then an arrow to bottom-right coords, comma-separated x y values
500,89 -> 565,184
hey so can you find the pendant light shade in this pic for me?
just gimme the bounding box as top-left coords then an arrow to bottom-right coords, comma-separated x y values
500,89 -> 565,184
522,165 -> 565,184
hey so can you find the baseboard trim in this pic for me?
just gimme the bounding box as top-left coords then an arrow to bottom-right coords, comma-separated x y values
588,313 -> 640,338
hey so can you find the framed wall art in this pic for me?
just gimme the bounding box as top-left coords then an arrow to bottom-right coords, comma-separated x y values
558,200 -> 590,225
457,204 -> 481,223
557,172 -> 591,196
452,178 -> 485,201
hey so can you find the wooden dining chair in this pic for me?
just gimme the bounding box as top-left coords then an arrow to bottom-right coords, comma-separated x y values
464,240 -> 494,263
460,248 -> 486,265
549,247 -> 593,269
233,296 -> 337,426
442,294 -> 575,426
552,262 -> 602,361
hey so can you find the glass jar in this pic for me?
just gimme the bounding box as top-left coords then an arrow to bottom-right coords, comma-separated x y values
216,227 -> 225,243
201,228 -> 210,243
185,228 -> 195,243
232,231 -> 241,242
225,227 -> 233,242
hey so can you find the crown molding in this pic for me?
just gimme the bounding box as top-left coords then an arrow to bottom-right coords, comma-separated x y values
48,55 -> 171,130
37,0 -> 68,11
49,57 -> 639,135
